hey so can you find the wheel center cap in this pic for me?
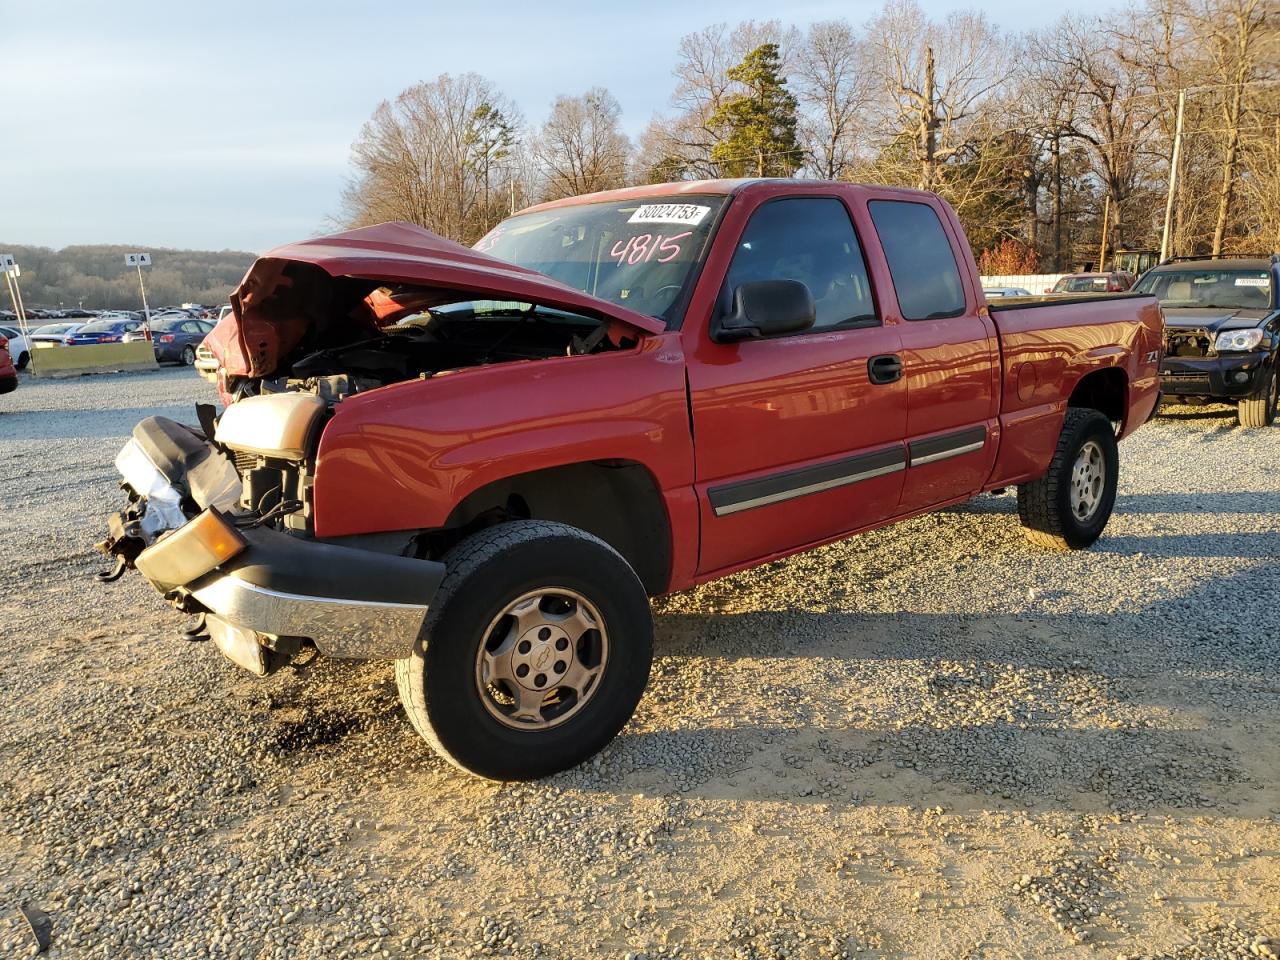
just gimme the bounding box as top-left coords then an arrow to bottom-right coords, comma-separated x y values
511,626 -> 571,691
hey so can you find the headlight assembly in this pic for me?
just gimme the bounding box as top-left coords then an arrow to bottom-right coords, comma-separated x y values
1214,329 -> 1264,352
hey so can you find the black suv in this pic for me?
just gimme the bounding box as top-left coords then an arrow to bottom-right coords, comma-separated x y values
1135,254 -> 1279,427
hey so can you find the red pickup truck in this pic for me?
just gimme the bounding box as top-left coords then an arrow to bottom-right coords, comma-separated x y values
98,179 -> 1162,780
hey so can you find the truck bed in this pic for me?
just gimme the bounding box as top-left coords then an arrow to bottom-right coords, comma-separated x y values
984,291 -> 1163,488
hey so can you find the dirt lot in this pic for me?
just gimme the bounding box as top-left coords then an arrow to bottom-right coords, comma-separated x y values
0,367 -> 1277,960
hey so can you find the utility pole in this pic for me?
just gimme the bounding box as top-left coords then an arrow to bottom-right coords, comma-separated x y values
1052,128 -> 1063,271
918,46 -> 939,192
1160,89 -> 1186,263
1097,193 -> 1111,273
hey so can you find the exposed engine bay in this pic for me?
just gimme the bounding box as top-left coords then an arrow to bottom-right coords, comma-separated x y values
209,259 -> 637,406
261,302 -> 623,403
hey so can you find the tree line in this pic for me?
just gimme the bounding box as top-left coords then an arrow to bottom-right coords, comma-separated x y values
341,0 -> 1279,273
0,243 -> 254,312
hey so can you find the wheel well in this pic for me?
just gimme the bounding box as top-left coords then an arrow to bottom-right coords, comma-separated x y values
1068,368 -> 1127,425
437,461 -> 672,595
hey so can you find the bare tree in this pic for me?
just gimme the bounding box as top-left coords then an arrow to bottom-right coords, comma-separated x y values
794,20 -> 875,179
1192,0 -> 1272,253
342,73 -> 522,243
1033,15 -> 1164,258
1239,111 -> 1280,249
866,0 -> 1007,192
532,88 -> 632,200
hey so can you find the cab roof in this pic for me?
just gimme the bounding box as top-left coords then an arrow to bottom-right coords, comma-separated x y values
1152,258 -> 1273,272
519,178 -> 936,215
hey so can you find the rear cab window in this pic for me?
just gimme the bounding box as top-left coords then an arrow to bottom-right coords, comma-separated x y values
867,200 -> 966,320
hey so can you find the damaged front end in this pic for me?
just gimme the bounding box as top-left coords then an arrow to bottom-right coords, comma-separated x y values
97,400 -> 444,676
99,219 -> 665,676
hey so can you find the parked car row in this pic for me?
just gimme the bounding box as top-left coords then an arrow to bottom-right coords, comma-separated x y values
0,303 -> 223,323
14,305 -> 223,367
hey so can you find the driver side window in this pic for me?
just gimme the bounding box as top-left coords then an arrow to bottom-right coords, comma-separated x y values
725,198 -> 877,331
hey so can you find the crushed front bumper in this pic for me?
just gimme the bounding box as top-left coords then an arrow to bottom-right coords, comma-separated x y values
1160,351 -> 1269,398
100,415 -> 444,675
136,520 -> 443,667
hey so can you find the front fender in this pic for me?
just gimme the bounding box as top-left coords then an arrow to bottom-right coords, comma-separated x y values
311,335 -> 693,539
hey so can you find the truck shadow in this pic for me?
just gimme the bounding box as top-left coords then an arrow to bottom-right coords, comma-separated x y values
947,489 -> 1277,519
1153,405 -> 1239,422
597,556 -> 1279,816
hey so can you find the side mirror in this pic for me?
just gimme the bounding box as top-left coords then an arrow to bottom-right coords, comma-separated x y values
712,280 -> 816,343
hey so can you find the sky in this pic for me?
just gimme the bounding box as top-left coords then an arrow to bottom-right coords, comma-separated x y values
3,0 -> 1116,253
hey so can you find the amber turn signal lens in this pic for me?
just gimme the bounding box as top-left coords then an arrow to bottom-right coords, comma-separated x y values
184,508 -> 247,565
135,507 -> 248,592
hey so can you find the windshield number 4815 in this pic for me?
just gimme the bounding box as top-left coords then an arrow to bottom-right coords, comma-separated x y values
610,231 -> 691,266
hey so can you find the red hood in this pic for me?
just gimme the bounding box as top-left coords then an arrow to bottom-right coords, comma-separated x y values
206,221 -> 667,380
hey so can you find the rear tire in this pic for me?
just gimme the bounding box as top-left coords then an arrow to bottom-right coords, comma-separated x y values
1017,408 -> 1119,550
1237,365 -> 1277,428
395,520 -> 652,781
16,351 -> 28,370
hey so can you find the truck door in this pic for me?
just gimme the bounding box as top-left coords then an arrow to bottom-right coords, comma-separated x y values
685,195 -> 907,576
865,199 -> 998,514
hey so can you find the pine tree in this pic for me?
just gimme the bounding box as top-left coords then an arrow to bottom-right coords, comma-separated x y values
465,102 -> 517,217
709,44 -> 802,178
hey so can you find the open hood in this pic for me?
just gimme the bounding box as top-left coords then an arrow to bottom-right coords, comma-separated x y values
207,221 -> 667,379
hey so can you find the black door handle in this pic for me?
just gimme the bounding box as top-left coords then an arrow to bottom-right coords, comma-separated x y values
868,354 -> 903,385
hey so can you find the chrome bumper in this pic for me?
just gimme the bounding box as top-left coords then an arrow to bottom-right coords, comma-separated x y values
131,513 -> 443,671
192,573 -> 430,661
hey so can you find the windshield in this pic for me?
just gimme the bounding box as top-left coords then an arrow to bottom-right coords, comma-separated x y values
474,196 -> 728,324
1133,268 -> 1273,310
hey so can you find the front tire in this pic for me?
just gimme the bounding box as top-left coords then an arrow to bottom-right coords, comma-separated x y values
180,345 -> 196,366
1237,365 -> 1277,428
1017,408 -> 1119,550
395,520 -> 653,780
16,351 -> 29,370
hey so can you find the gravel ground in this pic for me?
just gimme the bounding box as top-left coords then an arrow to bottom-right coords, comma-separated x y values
0,367 -> 1277,960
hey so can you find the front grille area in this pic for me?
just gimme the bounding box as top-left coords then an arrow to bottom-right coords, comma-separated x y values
1165,329 -> 1214,358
